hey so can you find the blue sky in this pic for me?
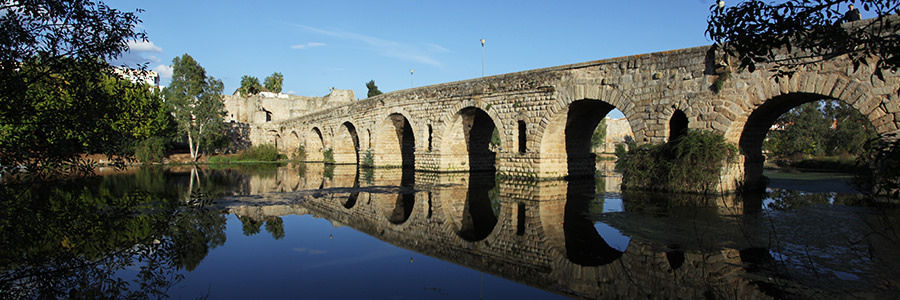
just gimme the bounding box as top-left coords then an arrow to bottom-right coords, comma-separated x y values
106,0 -> 874,102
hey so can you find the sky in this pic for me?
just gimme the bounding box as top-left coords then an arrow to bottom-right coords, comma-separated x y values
105,0 -> 875,106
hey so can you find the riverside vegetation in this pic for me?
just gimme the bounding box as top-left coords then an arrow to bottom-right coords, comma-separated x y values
619,130 -> 738,194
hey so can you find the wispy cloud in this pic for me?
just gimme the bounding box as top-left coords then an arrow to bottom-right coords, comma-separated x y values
111,40 -> 163,67
291,42 -> 326,50
127,40 -> 162,52
287,24 -> 445,67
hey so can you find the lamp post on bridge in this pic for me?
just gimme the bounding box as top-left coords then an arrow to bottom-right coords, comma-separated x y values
480,38 -> 486,77
410,69 -> 414,88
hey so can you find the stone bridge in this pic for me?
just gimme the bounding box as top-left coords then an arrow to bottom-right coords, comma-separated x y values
220,165 -> 775,299
248,19 -> 900,192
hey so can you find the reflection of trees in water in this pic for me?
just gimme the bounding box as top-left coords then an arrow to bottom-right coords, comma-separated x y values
744,188 -> 900,297
238,216 -> 285,240
764,189 -> 869,211
0,170 -> 228,298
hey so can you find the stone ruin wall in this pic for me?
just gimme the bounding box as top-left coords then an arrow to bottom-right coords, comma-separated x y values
223,89 -> 355,125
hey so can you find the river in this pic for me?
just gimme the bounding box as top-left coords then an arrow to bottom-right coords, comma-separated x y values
0,162 -> 897,299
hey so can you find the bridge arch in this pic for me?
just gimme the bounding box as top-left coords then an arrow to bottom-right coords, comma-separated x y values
333,121 -> 360,164
373,110 -> 417,168
533,84 -> 641,178
438,105 -> 502,172
306,126 -> 326,162
285,131 -> 301,156
721,71 -> 893,189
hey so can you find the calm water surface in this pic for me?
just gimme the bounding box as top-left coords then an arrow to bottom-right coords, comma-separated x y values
1,163 -> 898,299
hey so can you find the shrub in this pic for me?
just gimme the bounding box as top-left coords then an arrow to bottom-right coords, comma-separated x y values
490,127 -> 501,148
237,144 -> 281,161
620,130 -> 738,194
323,148 -> 334,164
294,145 -> 307,161
361,150 -> 374,168
856,136 -> 900,199
207,156 -> 234,164
134,136 -> 169,164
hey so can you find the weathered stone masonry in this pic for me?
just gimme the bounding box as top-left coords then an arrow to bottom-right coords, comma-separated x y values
245,20 -> 900,192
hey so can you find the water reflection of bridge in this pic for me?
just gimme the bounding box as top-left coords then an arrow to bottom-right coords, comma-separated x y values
221,164 -> 773,299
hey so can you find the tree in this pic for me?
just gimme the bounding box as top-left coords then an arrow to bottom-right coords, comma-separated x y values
239,75 -> 262,96
591,118 -> 608,152
706,0 -> 900,75
764,100 -> 878,159
365,80 -> 383,97
0,0 -> 146,178
163,54 -> 226,161
765,102 -> 832,158
264,72 -> 284,94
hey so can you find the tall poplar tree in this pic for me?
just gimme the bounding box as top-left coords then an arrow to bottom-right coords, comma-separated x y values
163,54 -> 225,161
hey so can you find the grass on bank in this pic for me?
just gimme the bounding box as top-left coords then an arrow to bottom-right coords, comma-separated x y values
207,144 -> 284,164
767,155 -> 863,173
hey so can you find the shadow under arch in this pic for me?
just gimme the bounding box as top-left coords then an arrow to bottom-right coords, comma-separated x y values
373,113 -> 415,168
334,122 -> 360,164
540,99 -> 617,179
440,107 -> 498,172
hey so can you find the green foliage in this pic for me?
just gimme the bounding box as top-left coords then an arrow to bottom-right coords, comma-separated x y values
591,118 -> 608,151
323,164 -> 335,180
134,136 -> 170,164
239,75 -> 263,96
615,143 -> 628,158
0,169 -> 228,297
2,60 -> 176,177
764,100 -> 877,160
365,80 -> 383,98
264,72 -> 284,94
620,130 -> 738,194
264,217 -> 285,240
364,167 -> 374,184
490,127 -> 501,147
294,145 -> 307,161
856,136 -> 900,198
163,54 -> 226,161
236,144 -> 282,162
711,71 -> 730,93
323,148 -> 335,164
238,216 -> 263,236
0,0 -> 149,178
707,0 -> 900,74
361,149 -> 375,168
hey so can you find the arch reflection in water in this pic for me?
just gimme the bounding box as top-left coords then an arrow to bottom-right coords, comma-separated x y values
448,172 -> 500,241
166,164 -> 898,299
371,168 -> 416,224
563,176 -> 626,266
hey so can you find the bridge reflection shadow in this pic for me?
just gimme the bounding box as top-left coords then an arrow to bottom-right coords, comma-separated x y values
563,177 -> 624,266
226,165 -> 822,299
